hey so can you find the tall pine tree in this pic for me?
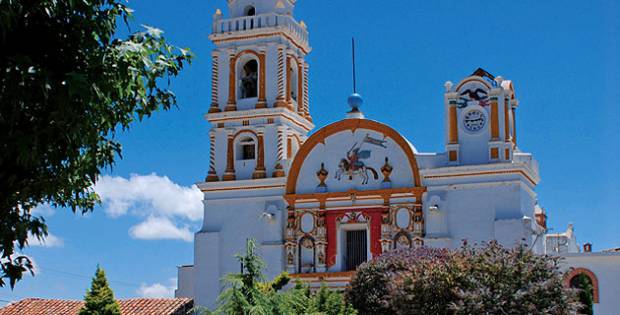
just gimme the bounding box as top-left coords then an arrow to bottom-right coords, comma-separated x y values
79,266 -> 121,315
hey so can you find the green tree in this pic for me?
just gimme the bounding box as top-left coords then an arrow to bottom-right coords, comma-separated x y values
79,266 -> 121,315
0,0 -> 192,287
570,274 -> 594,315
215,239 -> 356,315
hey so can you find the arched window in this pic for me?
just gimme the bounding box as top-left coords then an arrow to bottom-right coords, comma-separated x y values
239,59 -> 258,99
564,267 -> 599,307
289,59 -> 299,102
236,137 -> 255,160
570,274 -> 594,314
245,6 -> 256,16
298,237 -> 315,273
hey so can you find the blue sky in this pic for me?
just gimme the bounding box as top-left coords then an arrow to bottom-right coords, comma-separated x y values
2,0 -> 618,304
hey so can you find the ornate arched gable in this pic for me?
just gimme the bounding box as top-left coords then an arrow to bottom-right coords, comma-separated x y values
286,119 -> 422,195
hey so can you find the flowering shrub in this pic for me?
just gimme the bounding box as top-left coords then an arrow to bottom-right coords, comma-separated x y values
346,242 -> 578,315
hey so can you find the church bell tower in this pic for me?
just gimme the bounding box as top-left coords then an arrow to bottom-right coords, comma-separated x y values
205,0 -> 314,182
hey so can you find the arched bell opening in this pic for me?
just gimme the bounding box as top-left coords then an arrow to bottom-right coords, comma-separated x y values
238,58 -> 259,100
289,59 -> 299,104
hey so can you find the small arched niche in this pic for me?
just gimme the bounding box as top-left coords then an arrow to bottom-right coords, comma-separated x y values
298,237 -> 315,273
238,58 -> 258,99
393,233 -> 411,250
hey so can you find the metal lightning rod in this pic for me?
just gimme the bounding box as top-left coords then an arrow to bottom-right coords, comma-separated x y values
352,37 -> 357,94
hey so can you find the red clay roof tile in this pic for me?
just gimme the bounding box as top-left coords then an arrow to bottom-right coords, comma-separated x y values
0,297 -> 193,315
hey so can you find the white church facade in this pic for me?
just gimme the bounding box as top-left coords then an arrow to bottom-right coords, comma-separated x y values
176,1 -> 620,313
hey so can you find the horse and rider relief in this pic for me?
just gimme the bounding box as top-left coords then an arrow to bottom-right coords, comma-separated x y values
334,134 -> 388,185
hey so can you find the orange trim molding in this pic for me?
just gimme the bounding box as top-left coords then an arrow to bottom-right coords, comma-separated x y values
455,76 -> 492,91
286,187 -> 426,205
286,119 -> 423,194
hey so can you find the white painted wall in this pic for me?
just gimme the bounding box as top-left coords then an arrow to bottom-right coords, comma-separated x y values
562,253 -> 620,315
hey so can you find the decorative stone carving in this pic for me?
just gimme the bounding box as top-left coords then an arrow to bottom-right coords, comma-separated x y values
340,212 -> 368,224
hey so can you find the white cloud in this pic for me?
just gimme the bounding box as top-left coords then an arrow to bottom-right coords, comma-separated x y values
94,173 -> 203,221
129,216 -> 193,242
92,173 -> 203,242
137,278 -> 177,298
28,232 -> 64,248
31,204 -> 55,217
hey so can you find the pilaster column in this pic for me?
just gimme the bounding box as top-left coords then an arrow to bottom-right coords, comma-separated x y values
297,59 -> 304,116
489,89 -> 500,140
511,100 -> 518,146
285,53 -> 294,110
208,52 -> 221,113
272,126 -> 286,177
303,62 -> 311,121
446,90 -> 460,163
448,98 -> 458,144
285,207 -> 297,273
222,129 -> 236,181
504,97 -> 510,141
206,129 -> 219,182
256,47 -> 268,109
252,128 -> 267,179
274,45 -> 287,108
225,50 -> 237,111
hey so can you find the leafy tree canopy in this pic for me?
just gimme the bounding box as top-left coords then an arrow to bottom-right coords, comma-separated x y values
79,266 -> 121,315
0,0 -> 192,287
347,242 -> 579,315
208,239 -> 357,315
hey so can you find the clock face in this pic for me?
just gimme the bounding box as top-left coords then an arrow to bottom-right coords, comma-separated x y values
463,110 -> 487,132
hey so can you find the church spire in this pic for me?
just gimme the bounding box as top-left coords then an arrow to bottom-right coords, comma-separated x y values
347,37 -> 364,119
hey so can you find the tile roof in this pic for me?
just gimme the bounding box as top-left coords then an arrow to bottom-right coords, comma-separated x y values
0,297 -> 193,315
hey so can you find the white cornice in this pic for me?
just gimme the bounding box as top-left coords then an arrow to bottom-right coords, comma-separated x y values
421,162 -> 540,187
197,177 -> 286,192
205,107 -> 314,131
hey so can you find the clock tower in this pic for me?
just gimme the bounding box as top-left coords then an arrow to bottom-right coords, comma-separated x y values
444,68 -> 519,165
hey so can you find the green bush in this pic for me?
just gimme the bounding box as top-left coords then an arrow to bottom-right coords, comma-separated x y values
347,242 -> 579,315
